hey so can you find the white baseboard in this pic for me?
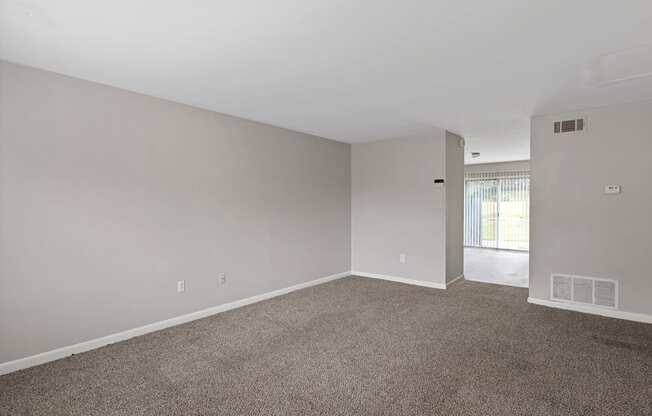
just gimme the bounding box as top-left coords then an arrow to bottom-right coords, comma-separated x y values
527,297 -> 652,324
446,274 -> 464,287
0,271 -> 351,376
351,271 -> 446,289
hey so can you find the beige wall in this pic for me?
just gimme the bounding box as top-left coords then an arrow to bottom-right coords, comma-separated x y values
351,132 -> 448,285
530,101 -> 652,315
465,160 -> 530,173
0,61 -> 351,363
445,132 -> 464,282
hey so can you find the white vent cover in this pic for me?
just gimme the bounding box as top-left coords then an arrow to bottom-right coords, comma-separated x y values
553,118 -> 585,134
550,274 -> 618,309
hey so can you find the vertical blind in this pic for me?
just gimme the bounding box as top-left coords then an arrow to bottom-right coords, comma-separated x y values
464,170 -> 530,251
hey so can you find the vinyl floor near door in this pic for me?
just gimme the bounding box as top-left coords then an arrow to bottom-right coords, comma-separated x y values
464,247 -> 529,287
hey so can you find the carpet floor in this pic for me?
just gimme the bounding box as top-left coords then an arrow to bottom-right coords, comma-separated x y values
1,276 -> 651,415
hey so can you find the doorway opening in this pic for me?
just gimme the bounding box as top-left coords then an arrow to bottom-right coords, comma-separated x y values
463,169 -> 529,287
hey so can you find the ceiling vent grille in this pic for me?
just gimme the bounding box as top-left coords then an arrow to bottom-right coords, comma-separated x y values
550,274 -> 617,309
553,118 -> 585,134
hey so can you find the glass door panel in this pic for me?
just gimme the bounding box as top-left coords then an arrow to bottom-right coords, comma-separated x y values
464,179 -> 498,249
497,177 -> 529,250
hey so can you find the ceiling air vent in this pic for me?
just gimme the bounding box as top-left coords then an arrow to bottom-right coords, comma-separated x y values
553,118 -> 585,134
550,274 -> 618,309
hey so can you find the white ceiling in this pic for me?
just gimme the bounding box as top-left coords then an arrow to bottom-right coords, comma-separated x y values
2,1 -> 652,164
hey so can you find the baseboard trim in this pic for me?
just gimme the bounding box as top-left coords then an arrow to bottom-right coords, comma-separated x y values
351,271 -> 446,290
446,274 -> 464,287
0,271 -> 351,376
527,297 -> 652,324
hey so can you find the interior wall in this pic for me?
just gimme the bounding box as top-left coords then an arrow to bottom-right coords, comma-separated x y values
351,132 -> 447,285
445,131 -> 464,282
465,160 -> 530,173
0,61 -> 351,364
530,100 -> 652,316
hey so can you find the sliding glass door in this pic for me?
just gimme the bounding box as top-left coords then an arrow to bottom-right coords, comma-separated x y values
464,171 -> 529,251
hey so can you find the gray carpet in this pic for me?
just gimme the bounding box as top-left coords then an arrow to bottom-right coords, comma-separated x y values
1,276 -> 651,415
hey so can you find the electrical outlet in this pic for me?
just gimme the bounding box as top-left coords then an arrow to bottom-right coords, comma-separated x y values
218,272 -> 226,285
177,280 -> 185,293
604,185 -> 621,194
399,253 -> 407,264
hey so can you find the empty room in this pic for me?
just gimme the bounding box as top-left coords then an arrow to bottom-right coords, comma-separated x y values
1,1 -> 651,415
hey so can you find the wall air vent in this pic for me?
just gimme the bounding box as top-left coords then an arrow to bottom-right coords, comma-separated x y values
550,274 -> 617,309
553,118 -> 585,134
